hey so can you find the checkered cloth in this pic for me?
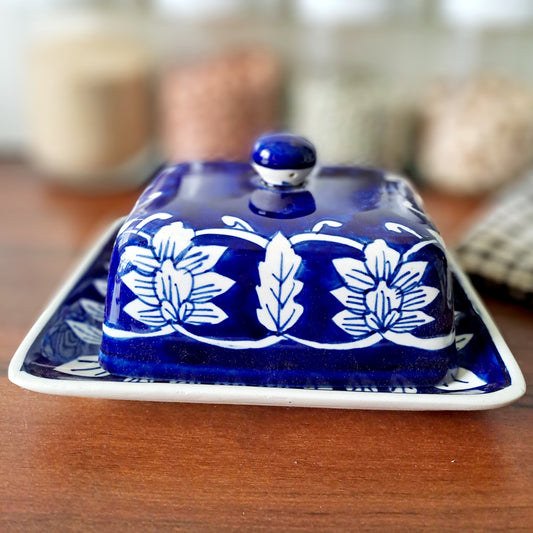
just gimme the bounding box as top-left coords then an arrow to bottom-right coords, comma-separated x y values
456,170 -> 533,306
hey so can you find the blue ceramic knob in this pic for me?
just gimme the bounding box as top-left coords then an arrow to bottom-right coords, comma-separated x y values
252,133 -> 316,187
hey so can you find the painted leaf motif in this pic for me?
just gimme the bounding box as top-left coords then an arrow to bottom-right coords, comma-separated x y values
389,310 -> 434,333
178,245 -> 228,275
256,232 -> 304,334
121,246 -> 159,274
365,281 -> 402,322
66,320 -> 102,345
190,272 -> 235,303
332,310 -> 373,339
121,270 -> 159,306
402,286 -> 439,311
55,355 -> 110,378
182,302 -> 229,325
123,299 -> 168,327
364,239 -> 400,280
391,261 -> 427,292
330,287 -> 366,313
93,279 -> 107,297
455,333 -> 473,351
79,299 -> 105,322
435,367 -> 487,391
154,260 -> 193,310
332,257 -> 374,291
152,222 -> 194,261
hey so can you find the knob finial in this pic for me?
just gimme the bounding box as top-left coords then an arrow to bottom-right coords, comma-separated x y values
252,133 -> 316,187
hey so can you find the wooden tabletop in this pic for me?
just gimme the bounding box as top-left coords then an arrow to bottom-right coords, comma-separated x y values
1,162 -> 532,532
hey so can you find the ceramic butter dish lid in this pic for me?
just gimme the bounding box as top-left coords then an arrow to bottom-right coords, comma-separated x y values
99,134 -> 455,389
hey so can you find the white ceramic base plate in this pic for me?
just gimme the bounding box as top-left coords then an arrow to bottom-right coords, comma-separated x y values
8,220 -> 526,410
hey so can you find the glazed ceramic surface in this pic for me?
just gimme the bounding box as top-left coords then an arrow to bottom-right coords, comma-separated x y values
99,134 -> 456,387
8,220 -> 525,409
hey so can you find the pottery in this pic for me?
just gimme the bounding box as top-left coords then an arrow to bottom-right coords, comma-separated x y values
8,205 -> 525,409
98,134 -> 457,389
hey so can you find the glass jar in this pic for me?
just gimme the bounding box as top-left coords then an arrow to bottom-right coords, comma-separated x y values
415,0 -> 533,194
154,0 -> 284,163
286,0 -> 417,172
25,0 -> 154,191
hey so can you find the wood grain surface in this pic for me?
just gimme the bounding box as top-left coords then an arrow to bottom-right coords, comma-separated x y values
1,163 -> 532,532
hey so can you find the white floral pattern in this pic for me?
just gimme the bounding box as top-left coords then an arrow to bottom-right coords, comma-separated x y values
53,291 -> 486,393
105,215 -> 454,352
44,217 -> 495,396
120,222 -> 235,328
331,239 -> 439,340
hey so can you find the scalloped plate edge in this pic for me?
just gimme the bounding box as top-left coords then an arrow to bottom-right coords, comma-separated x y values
8,219 -> 526,410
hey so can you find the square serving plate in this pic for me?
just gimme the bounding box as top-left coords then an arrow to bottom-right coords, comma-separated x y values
8,219 -> 525,410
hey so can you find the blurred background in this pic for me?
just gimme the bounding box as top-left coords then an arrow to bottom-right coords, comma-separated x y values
2,0 -> 533,194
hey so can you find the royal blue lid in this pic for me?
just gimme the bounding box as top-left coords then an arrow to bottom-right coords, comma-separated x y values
99,133 -> 456,389
252,133 -> 316,170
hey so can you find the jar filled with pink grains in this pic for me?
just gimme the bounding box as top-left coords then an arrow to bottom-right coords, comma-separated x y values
160,48 -> 282,164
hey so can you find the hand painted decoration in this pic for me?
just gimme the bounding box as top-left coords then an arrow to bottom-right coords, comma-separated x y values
256,232 -> 304,335
44,273 -> 491,396
110,215 -> 452,353
99,134 -> 456,387
331,239 -> 440,346
120,221 -> 234,329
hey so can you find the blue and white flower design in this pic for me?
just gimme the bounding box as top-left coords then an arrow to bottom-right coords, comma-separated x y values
331,239 -> 439,342
104,215 -> 453,351
119,222 -> 234,328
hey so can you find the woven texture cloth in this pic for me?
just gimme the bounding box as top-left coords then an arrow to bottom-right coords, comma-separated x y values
456,171 -> 533,306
